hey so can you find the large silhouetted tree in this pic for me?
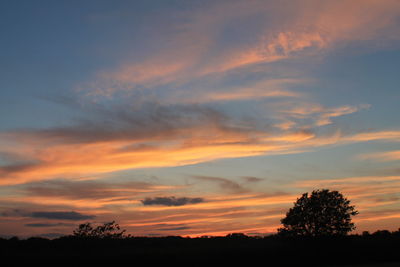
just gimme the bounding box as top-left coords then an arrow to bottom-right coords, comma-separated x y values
278,189 -> 358,236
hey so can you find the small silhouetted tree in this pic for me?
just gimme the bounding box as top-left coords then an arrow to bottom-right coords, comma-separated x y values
73,221 -> 126,238
278,189 -> 358,236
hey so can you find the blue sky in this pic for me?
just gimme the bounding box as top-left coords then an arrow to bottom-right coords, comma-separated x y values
1,0 -> 400,238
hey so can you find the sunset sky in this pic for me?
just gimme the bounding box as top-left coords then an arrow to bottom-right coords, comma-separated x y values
1,0 -> 400,238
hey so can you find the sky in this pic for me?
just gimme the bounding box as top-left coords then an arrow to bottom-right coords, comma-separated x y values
0,0 -> 400,238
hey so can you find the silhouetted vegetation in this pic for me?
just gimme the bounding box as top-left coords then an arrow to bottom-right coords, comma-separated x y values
1,229 -> 400,266
73,221 -> 127,239
278,189 -> 358,236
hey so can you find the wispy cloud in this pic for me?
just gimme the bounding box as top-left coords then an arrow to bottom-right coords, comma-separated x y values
81,0 -> 400,98
270,102 -> 370,129
241,176 -> 264,183
169,78 -> 305,104
24,179 -> 174,201
192,175 -> 248,194
358,150 -> 400,162
342,131 -> 400,143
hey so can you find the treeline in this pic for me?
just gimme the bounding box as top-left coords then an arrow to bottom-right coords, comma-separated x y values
1,229 -> 400,266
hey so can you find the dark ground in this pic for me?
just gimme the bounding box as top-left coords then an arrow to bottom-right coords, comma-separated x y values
1,232 -> 400,266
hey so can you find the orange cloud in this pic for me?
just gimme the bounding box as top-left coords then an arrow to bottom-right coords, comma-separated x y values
342,131 -> 400,143
2,121 -> 400,186
358,150 -> 400,162
273,102 -> 370,128
189,87 -> 300,104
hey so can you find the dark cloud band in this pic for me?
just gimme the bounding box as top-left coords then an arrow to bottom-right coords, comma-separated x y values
31,211 -> 95,221
25,223 -> 74,228
2,209 -> 95,221
141,196 -> 204,206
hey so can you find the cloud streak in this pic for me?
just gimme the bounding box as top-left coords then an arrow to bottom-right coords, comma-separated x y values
30,211 -> 95,221
358,150 -> 400,162
2,210 -> 95,221
24,179 -> 174,201
192,175 -> 248,194
25,223 -> 74,228
141,196 -> 204,207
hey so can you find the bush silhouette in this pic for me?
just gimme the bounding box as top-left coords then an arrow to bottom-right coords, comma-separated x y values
278,189 -> 358,236
73,221 -> 127,238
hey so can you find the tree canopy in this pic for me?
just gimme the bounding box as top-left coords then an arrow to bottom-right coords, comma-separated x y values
278,189 -> 358,236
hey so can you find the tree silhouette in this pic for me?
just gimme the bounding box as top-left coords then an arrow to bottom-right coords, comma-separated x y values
278,189 -> 358,236
73,221 -> 127,238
